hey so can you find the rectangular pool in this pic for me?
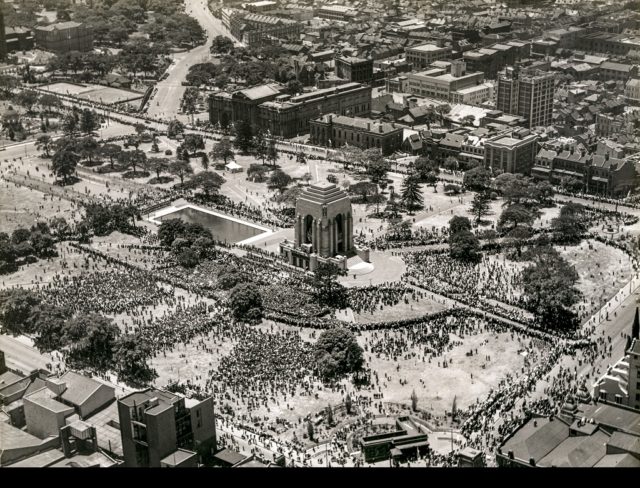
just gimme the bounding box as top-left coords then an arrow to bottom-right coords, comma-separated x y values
156,205 -> 270,244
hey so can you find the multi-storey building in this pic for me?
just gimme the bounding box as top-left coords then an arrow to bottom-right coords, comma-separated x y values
257,82 -> 372,138
0,9 -> 6,60
117,388 -> 216,468
496,67 -> 554,128
542,26 -> 586,49
221,8 -> 301,46
209,83 -> 283,131
335,56 -> 373,84
34,21 -> 93,53
314,5 -> 358,22
309,114 -> 403,155
599,62 -> 638,82
404,60 -> 485,102
5,27 -> 34,53
483,128 -> 539,174
532,148 -> 638,196
244,0 -> 278,13
405,43 -> 452,69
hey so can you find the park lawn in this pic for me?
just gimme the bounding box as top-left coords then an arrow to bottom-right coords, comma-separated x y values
349,294 -> 447,324
558,239 -> 633,323
0,180 -> 80,233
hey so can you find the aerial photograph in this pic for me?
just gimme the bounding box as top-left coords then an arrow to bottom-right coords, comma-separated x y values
1,0 -> 640,470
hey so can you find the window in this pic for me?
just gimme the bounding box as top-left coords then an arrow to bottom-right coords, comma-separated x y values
599,390 -> 607,401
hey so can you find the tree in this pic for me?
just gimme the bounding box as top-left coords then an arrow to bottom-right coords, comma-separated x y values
449,216 -> 472,235
39,93 -> 62,113
148,157 -> 170,180
350,181 -> 378,203
183,134 -> 205,155
551,203 -> 588,244
169,159 -> 194,185
494,173 -> 534,205
78,136 -> 99,165
449,229 -> 481,262
308,262 -> 348,309
521,249 -> 581,330
113,334 -> 158,387
233,119 -> 253,153
36,135 -> 54,157
210,138 -> 234,164
167,119 -> 185,138
470,192 -> 492,225
228,283 -> 263,323
497,204 -> 535,234
200,153 -> 210,172
313,327 -> 364,379
158,219 -> 187,247
79,108 -> 99,134
62,113 -> 78,134
253,128 -> 268,164
15,90 -> 38,113
411,389 -> 418,412
414,156 -> 440,182
0,289 -> 41,335
210,35 -> 234,54
506,225 -> 533,258
63,313 -> 120,372
268,169 -> 292,193
247,163 -> 268,182
401,175 -> 424,213
31,303 -> 69,353
463,166 -> 491,191
187,171 -> 225,199
52,146 -> 80,185
100,143 -> 122,169
119,149 -> 148,175
340,145 -> 364,171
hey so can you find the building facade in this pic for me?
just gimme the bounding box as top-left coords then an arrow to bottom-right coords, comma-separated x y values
405,61 -> 485,102
221,8 -> 301,46
34,21 -> 93,53
496,67 -> 554,128
309,114 -> 403,155
279,182 -> 354,271
335,56 -> 373,84
117,389 -> 216,468
405,43 -> 452,69
483,129 -> 539,174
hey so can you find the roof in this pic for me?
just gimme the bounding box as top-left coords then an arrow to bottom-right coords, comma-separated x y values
0,422 -> 52,453
538,430 -> 609,467
238,84 -> 281,101
50,451 -> 118,468
594,453 -> 640,468
601,62 -> 634,72
7,449 -> 65,467
25,387 -> 73,414
161,449 -> 197,466
607,431 -> 640,457
119,388 -> 180,408
315,114 -> 400,134
35,21 -> 83,32
214,448 -> 247,466
578,403 -> 640,436
501,417 -> 570,462
59,371 -> 109,407
408,43 -> 449,52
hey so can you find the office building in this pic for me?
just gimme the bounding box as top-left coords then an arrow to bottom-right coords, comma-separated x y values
483,128 -> 539,174
335,56 -> 373,84
496,67 -> 554,128
221,8 -> 301,46
117,388 -> 216,467
404,60 -> 485,102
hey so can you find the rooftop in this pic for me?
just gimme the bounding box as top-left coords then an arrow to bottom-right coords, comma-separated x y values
59,371 -> 111,407
408,43 -> 449,52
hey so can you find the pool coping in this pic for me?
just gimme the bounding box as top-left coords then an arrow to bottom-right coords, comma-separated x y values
148,203 -> 273,246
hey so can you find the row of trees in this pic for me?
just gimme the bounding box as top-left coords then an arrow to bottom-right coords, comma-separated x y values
0,289 -> 157,386
0,224 -> 57,275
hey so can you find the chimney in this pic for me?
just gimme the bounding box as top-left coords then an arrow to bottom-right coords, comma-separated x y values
379,125 -> 383,133
529,458 -> 536,467
367,122 -> 370,131
508,451 -> 514,460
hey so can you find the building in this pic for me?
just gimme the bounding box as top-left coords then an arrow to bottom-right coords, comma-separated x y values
314,5 -> 358,22
599,62 -> 638,83
309,114 -> 403,155
405,43 -> 452,69
360,416 -> 429,464
496,397 -> 640,468
117,388 -> 216,467
335,56 -> 373,84
496,67 -> 554,128
626,79 -> 640,105
257,83 -> 372,138
221,8 -> 302,46
458,447 -> 485,467
209,83 -> 283,131
532,148 -> 638,196
279,182 -> 354,271
593,309 -> 640,410
5,27 -> 34,53
34,21 -> 93,53
244,1 -> 278,13
543,26 -> 586,49
450,82 -> 494,106
483,128 -> 539,174
404,61 -> 485,102
0,9 -> 6,60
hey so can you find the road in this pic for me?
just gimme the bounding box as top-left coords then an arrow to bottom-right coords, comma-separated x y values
0,334 -> 55,373
146,0 -> 241,120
